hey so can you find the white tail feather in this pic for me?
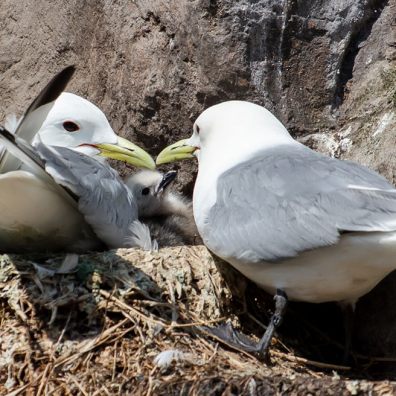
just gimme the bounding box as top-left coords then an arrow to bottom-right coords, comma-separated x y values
126,220 -> 158,251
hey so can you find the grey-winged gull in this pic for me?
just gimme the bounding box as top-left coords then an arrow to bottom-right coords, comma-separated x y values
1,91 -> 154,172
1,66 -> 154,172
0,67 -> 155,252
0,128 -> 155,251
125,170 -> 200,246
156,100 -> 396,359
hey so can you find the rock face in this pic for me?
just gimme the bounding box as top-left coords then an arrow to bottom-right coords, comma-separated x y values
0,0 -> 396,356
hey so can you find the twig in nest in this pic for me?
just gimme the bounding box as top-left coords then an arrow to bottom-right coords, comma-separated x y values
36,362 -> 52,396
135,300 -> 174,308
8,297 -> 27,322
67,374 -> 89,396
54,318 -> 130,368
167,279 -> 178,326
206,342 -> 219,364
101,288 -> 232,334
37,314 -> 71,396
271,350 -> 351,371
51,311 -> 72,360
171,317 -> 229,328
4,383 -> 30,396
112,340 -> 118,382
120,310 -> 145,342
99,290 -> 169,328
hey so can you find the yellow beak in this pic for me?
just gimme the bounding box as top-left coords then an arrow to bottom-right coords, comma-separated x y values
96,137 -> 156,169
156,139 -> 196,165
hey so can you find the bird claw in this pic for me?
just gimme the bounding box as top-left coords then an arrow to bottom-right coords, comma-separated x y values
198,290 -> 288,363
198,322 -> 271,360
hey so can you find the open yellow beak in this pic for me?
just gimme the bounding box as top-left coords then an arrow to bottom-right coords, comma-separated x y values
156,139 -> 196,165
96,137 -> 156,169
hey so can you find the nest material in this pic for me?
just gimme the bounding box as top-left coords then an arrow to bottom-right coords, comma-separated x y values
0,246 -> 392,395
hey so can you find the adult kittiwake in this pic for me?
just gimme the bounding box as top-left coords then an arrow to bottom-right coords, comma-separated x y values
1,66 -> 155,172
0,128 -> 155,251
0,67 -> 155,252
1,92 -> 155,173
125,170 -> 200,246
156,100 -> 396,359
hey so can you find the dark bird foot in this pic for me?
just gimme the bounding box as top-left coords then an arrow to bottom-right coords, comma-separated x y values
199,289 -> 288,362
199,321 -> 263,354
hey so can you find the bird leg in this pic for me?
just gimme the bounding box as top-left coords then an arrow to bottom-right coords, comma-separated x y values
198,289 -> 288,361
256,289 -> 288,360
339,302 -> 355,364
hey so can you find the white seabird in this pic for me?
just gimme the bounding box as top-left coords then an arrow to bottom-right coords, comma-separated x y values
0,128 -> 156,251
125,170 -> 200,246
1,92 -> 154,172
156,100 -> 396,358
0,68 -> 155,252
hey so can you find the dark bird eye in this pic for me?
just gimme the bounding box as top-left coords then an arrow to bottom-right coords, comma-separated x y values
196,125 -> 200,134
63,121 -> 80,132
142,187 -> 150,196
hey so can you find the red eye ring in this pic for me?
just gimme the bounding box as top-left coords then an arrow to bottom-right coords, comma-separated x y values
63,121 -> 80,132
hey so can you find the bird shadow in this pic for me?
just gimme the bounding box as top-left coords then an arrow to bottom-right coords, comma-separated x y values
0,250 -> 164,353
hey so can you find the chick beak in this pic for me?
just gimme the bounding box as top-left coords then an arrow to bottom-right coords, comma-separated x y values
155,170 -> 177,195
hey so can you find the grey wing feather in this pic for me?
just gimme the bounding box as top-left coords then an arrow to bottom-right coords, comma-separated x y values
36,143 -> 139,248
208,144 -> 396,263
0,127 -> 77,207
0,66 -> 75,172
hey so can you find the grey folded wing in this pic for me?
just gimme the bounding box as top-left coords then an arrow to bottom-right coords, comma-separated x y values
36,143 -> 138,248
208,144 -> 396,263
0,126 -> 78,207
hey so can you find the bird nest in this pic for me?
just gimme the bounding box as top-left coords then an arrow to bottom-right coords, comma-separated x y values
0,246 -> 392,395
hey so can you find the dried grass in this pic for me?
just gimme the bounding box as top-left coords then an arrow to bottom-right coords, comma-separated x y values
0,246 -> 394,395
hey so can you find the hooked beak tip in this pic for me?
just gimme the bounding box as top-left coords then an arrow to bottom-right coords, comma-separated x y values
156,139 -> 196,165
155,170 -> 177,194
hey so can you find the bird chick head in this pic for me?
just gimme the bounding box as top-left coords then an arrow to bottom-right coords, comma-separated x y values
125,170 -> 177,217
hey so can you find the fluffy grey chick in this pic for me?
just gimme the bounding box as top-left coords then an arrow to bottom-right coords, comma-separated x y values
125,170 -> 201,247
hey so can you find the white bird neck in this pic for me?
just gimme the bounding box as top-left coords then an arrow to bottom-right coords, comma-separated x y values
191,100 -> 297,233
192,132 -> 295,232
